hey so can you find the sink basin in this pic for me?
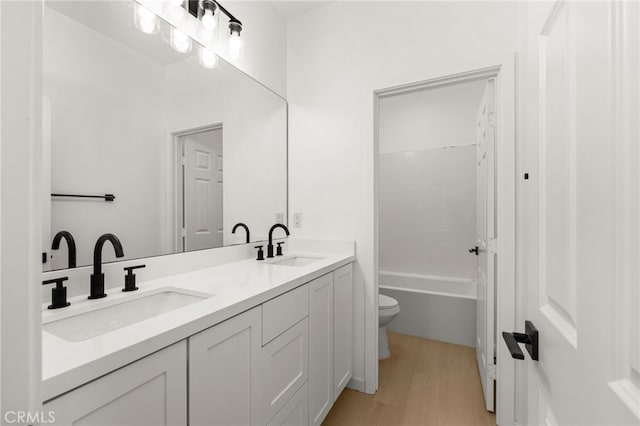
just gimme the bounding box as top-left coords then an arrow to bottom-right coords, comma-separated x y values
43,288 -> 211,342
268,255 -> 325,267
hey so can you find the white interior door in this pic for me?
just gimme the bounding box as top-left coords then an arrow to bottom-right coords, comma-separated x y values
475,79 -> 496,413
183,128 -> 223,251
519,1 -> 640,424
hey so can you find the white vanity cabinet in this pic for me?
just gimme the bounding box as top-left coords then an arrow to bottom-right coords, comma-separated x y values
44,261 -> 354,426
261,285 -> 309,424
308,264 -> 353,426
188,306 -> 262,426
43,341 -> 187,426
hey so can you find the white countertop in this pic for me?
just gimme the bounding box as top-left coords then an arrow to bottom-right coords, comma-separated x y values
42,246 -> 354,401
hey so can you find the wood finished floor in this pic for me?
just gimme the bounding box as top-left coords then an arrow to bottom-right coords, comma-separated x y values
323,332 -> 496,426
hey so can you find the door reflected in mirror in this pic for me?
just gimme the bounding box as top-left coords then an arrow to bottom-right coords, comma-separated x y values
43,1 -> 287,272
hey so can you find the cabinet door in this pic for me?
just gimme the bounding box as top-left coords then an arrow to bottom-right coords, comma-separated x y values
44,341 -> 187,426
189,306 -> 262,426
267,382 -> 309,426
262,318 -> 309,423
308,273 -> 334,426
333,263 -> 353,399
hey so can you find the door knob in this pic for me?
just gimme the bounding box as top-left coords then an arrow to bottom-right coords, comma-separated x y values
502,320 -> 539,361
468,246 -> 479,255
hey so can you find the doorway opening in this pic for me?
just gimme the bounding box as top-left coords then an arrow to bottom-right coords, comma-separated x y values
172,124 -> 223,253
372,61 -> 516,425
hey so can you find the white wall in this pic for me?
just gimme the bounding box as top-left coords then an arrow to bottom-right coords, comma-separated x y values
1,0 -> 43,417
379,146 -> 477,278
379,80 -> 485,153
287,1 -> 519,392
223,1 -> 288,98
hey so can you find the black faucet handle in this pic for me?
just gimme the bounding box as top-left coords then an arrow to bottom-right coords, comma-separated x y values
123,264 -> 146,292
124,264 -> 146,273
276,242 -> 285,256
43,276 -> 69,286
254,245 -> 265,261
42,277 -> 70,309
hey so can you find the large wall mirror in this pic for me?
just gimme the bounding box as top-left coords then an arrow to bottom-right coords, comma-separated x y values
43,1 -> 287,271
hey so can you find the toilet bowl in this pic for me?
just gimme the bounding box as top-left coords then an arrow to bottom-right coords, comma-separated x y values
378,294 -> 400,360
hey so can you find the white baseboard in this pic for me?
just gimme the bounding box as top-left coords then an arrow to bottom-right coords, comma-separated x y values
346,377 -> 367,393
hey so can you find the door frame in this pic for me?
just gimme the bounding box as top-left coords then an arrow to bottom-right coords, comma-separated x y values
168,123 -> 223,253
372,55 -> 516,424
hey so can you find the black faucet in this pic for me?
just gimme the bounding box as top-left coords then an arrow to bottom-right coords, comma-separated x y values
89,233 -> 124,299
232,222 -> 250,243
267,223 -> 289,258
51,230 -> 77,269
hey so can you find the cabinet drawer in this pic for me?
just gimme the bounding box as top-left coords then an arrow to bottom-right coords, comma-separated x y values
267,382 -> 309,426
262,284 -> 309,345
262,318 -> 309,423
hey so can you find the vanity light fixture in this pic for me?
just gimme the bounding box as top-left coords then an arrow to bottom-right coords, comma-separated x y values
188,0 -> 243,59
199,45 -> 219,69
133,0 -> 242,66
134,3 -> 159,34
170,27 -> 192,53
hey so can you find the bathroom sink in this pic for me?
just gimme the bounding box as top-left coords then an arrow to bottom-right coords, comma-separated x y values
43,288 -> 211,342
268,255 -> 325,267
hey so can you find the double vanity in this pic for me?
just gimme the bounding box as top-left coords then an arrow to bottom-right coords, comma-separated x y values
42,240 -> 354,425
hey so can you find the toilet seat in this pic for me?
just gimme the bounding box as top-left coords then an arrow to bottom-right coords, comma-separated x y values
379,294 -> 398,310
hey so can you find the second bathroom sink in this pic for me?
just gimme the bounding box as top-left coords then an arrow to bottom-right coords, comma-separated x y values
268,255 -> 325,267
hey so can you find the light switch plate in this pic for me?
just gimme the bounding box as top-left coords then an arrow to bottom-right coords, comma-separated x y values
293,213 -> 302,228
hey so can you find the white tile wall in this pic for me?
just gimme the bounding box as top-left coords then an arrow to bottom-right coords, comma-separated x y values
379,145 -> 477,280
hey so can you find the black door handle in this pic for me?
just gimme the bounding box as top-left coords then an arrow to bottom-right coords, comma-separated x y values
502,320 -> 539,361
468,246 -> 479,255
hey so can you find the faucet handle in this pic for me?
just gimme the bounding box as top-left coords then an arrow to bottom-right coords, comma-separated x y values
123,264 -> 146,292
276,242 -> 285,256
254,245 -> 265,261
42,277 -> 70,309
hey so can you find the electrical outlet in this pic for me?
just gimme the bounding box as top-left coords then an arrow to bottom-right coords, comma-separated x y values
293,213 -> 302,228
275,213 -> 284,224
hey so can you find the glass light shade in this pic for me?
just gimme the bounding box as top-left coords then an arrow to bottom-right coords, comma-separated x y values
166,3 -> 187,21
134,4 -> 159,34
229,31 -> 242,60
201,9 -> 217,31
170,27 -> 192,53
199,46 -> 219,69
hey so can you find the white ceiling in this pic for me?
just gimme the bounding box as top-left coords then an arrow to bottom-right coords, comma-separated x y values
269,1 -> 331,18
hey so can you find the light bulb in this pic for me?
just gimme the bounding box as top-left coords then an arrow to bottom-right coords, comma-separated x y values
134,4 -> 159,34
199,46 -> 219,69
167,3 -> 187,21
229,31 -> 242,60
170,27 -> 192,53
201,9 -> 216,31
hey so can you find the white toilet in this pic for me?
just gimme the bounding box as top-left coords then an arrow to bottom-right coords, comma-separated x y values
378,294 -> 400,360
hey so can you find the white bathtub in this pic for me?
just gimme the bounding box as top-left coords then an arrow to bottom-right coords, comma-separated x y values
379,271 -> 477,347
